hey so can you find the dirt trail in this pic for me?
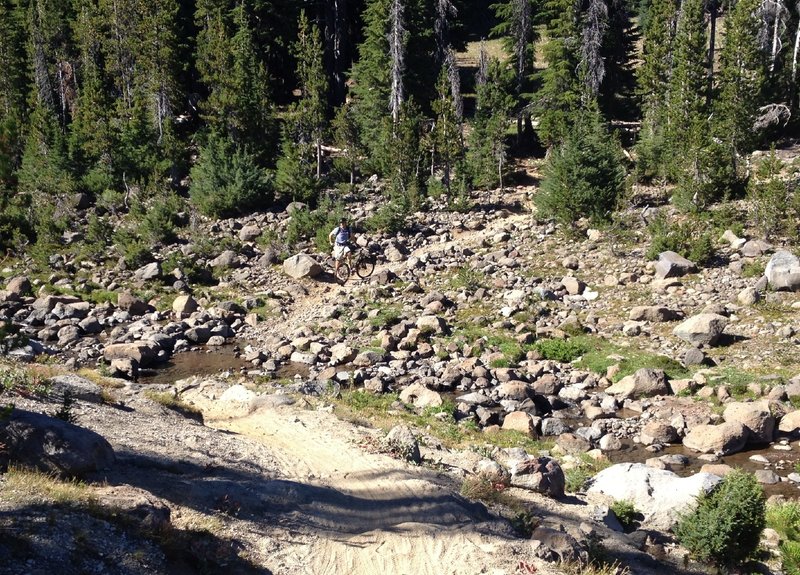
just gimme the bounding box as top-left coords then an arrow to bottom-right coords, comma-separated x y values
207,402 -> 540,575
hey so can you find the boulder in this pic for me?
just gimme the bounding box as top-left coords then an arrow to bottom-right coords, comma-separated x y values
103,342 -> 158,367
655,251 -> 697,279
117,291 -> 150,316
502,411 -> 537,436
765,250 -> 800,291
531,526 -> 588,564
741,239 -> 772,258
239,224 -> 262,242
283,254 -> 323,279
723,401 -> 775,444
738,287 -> 761,306
510,457 -> 565,498
133,261 -> 161,282
628,306 -> 681,322
605,368 -> 670,399
6,276 -> 31,296
383,425 -> 421,464
778,409 -> 800,434
587,463 -> 722,530
561,276 -> 585,296
640,421 -> 679,445
172,294 -> 199,319
110,357 -> 139,380
683,421 -> 749,455
47,375 -> 105,402
399,383 -> 443,409
329,343 -> 357,365
1,409 -> 115,478
673,313 -> 728,346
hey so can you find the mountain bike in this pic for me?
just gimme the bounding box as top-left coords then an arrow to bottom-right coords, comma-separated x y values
350,246 -> 376,279
321,253 -> 351,283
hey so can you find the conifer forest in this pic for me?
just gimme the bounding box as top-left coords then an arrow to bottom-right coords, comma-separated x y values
1,0 -> 799,255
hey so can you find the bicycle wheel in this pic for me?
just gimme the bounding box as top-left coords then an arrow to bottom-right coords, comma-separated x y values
355,254 -> 375,279
335,262 -> 351,283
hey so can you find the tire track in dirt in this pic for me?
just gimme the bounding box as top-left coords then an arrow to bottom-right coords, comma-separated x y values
206,403 -> 536,575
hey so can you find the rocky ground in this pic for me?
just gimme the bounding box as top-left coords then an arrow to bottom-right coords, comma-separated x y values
2,182 -> 800,574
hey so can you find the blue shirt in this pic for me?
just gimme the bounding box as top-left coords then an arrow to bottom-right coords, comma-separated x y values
332,226 -> 350,245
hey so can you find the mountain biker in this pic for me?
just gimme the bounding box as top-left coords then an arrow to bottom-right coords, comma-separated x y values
328,218 -> 352,274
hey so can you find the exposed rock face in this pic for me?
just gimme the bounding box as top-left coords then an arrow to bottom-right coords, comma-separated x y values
510,457 -> 566,498
283,254 -> 322,279
605,368 -> 670,399
2,409 -> 115,478
655,251 -> 697,279
683,421 -> 749,455
765,250 -> 800,290
723,401 -> 775,444
673,313 -> 728,346
587,463 -> 721,530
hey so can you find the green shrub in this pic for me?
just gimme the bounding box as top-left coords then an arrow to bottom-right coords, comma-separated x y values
748,149 -> 792,240
535,110 -> 626,225
365,200 -> 408,234
534,338 -> 589,363
672,139 -> 743,210
134,190 -> 185,245
285,200 -> 346,251
767,501 -> 800,575
610,500 -> 640,532
646,213 -> 715,266
189,132 -> 273,218
675,470 -> 765,568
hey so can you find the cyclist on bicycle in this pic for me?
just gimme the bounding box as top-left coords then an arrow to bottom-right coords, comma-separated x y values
328,218 -> 352,274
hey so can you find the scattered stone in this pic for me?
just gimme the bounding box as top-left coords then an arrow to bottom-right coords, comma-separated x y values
502,411 -> 537,436
172,294 -> 199,319
399,383 -> 443,409
628,306 -> 681,322
683,421 -> 749,455
655,251 -> 697,279
510,457 -> 566,498
605,368 -> 670,399
673,313 -> 728,346
765,250 -> 800,290
383,425 -> 421,464
283,254 -> 323,279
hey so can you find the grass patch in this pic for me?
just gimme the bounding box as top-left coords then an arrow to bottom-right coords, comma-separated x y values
534,337 -> 590,363
368,305 -> 403,328
448,266 -> 488,291
563,453 -> 612,493
0,466 -> 95,505
574,338 -> 689,381
0,363 -> 52,397
707,367 -> 757,398
143,390 -> 203,421
742,260 -> 766,278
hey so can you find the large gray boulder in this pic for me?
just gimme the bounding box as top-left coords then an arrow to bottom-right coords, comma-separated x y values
283,254 -> 323,279
399,383 -> 443,409
655,251 -> 697,279
765,250 -> 800,290
172,294 -> 199,319
587,463 -> 722,530
673,313 -> 728,346
510,456 -> 565,498
605,368 -> 670,399
1,409 -> 115,478
683,421 -> 749,455
629,306 -> 682,322
779,409 -> 800,434
723,401 -> 775,444
103,342 -> 159,367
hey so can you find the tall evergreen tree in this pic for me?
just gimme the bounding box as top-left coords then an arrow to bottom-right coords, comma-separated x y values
468,54 -> 513,189
715,0 -> 767,155
275,11 -> 329,202
196,0 -> 274,164
429,61 -> 464,194
536,0 -> 582,146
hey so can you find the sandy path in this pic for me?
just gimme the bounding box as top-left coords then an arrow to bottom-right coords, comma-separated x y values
206,403 -> 537,575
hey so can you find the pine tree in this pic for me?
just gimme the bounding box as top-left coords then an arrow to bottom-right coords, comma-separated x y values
634,0 -> 678,180
468,54 -> 513,189
429,61 -> 464,195
715,0 -> 767,155
332,101 -> 363,189
196,0 -> 274,164
275,11 -> 328,203
535,0 -> 583,147
535,107 -> 626,225
348,0 -> 392,172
